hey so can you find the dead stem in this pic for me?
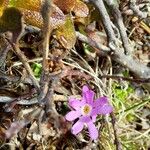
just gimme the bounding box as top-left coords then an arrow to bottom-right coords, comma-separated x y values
5,37 -> 40,92
110,112 -> 122,150
38,0 -> 53,102
130,0 -> 148,19
104,0 -> 132,54
76,31 -> 150,79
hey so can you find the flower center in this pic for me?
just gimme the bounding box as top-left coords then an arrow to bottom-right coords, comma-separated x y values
81,104 -> 92,115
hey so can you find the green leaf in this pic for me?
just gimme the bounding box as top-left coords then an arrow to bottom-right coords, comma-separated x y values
32,63 -> 42,78
56,15 -> 76,49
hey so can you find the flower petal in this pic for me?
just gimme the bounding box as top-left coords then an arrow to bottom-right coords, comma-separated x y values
94,97 -> 108,108
91,115 -> 97,122
82,90 -> 94,105
65,110 -> 81,121
85,90 -> 95,104
82,85 -> 95,104
69,98 -> 85,110
82,85 -> 89,93
87,121 -> 98,140
80,116 -> 91,123
93,97 -> 113,114
98,104 -> 113,115
91,107 -> 99,116
71,121 -> 84,135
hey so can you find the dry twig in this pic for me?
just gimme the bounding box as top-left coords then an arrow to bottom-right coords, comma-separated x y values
76,31 -> 150,79
130,0 -> 148,19
104,0 -> 132,54
38,0 -> 53,102
5,38 -> 40,92
110,113 -> 122,150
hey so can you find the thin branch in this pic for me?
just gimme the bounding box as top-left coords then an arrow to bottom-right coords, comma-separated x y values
81,0 -> 150,91
110,113 -> 122,150
1,7 -> 40,92
130,0 -> 147,19
100,75 -> 150,83
0,94 -> 70,105
5,38 -> 40,92
5,107 -> 43,139
104,0 -> 132,54
0,36 -> 10,70
76,31 -> 110,52
89,0 -> 115,42
43,77 -> 66,135
38,0 -> 53,102
111,49 -> 150,79
41,0 -> 53,62
76,31 -> 150,80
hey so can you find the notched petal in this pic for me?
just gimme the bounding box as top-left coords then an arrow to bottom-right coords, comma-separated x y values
82,85 -> 89,93
69,98 -> 84,110
91,108 -> 99,116
82,85 -> 95,104
80,116 -> 91,123
94,96 -> 108,107
85,90 -> 95,104
71,121 -> 84,135
65,110 -> 81,121
87,121 -> 98,140
98,105 -> 113,115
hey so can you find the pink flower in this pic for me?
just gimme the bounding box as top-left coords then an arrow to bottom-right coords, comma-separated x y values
65,85 -> 113,140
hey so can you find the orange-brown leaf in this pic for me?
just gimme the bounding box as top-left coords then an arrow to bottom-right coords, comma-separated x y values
0,0 -> 9,16
50,5 -> 66,28
73,0 -> 89,17
19,5 -> 65,28
20,8 -> 43,28
54,0 -> 76,13
10,0 -> 42,12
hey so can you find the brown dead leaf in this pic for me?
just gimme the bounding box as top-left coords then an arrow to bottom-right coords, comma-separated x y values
5,120 -> 27,139
87,30 -> 107,46
19,5 -> 65,29
20,8 -> 43,28
73,0 -> 89,17
54,0 -> 76,13
0,0 -> 9,16
50,5 -> 66,28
